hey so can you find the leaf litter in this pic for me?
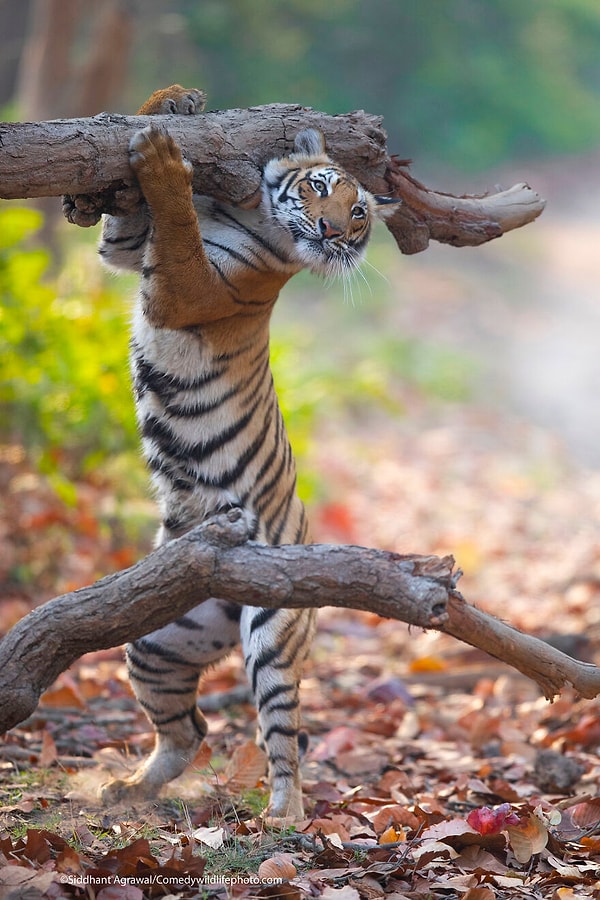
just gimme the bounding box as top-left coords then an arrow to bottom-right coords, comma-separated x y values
0,414 -> 600,900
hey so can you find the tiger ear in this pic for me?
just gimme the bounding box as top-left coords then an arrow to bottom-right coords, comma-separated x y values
372,195 -> 403,219
293,128 -> 327,157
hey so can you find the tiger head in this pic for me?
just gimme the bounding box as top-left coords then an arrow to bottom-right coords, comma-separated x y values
262,129 -> 400,275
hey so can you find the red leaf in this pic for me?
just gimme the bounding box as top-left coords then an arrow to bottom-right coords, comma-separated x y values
316,503 -> 356,541
466,804 -> 520,835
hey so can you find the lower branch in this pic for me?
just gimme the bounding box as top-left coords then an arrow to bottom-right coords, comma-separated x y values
443,593 -> 600,700
0,511 -> 452,733
1,510 -> 598,737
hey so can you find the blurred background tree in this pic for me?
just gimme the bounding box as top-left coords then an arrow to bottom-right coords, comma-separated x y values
2,0 -> 600,169
1,0 -> 600,600
175,0 -> 600,170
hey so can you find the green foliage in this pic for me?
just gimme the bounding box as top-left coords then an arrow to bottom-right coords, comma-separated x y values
0,207 -> 137,472
178,0 -> 600,170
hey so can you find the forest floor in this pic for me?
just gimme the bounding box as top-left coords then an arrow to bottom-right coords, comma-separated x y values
1,400 -> 600,899
1,156 -> 600,898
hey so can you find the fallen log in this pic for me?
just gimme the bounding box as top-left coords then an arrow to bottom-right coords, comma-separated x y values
1,510 -> 599,737
0,103 -> 545,253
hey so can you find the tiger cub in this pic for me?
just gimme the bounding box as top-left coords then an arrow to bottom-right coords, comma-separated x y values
98,85 -> 397,819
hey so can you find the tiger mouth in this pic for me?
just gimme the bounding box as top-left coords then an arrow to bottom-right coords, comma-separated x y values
306,236 -> 359,268
280,220 -> 360,271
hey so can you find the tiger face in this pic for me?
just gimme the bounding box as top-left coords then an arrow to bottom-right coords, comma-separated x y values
262,129 -> 399,275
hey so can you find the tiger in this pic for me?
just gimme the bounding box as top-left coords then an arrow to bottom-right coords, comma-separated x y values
95,85 -> 398,820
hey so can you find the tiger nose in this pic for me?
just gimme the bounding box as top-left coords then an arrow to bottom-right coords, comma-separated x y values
318,217 -> 343,239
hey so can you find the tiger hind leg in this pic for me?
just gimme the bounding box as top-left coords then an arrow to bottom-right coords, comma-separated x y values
241,606 -> 316,820
99,599 -> 240,804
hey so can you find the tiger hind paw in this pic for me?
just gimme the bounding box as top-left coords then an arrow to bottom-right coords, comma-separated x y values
136,85 -> 205,117
99,776 -> 160,806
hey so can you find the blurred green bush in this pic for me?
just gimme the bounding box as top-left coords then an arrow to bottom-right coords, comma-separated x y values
0,207 -> 137,475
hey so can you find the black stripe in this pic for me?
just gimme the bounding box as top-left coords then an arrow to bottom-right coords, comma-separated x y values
271,767 -> 296,780
165,351 -> 269,418
249,462 -> 284,513
134,637 -> 196,667
209,257 -> 240,293
276,169 -> 301,203
272,616 -> 313,671
126,647 -> 175,676
174,615 -> 205,631
195,403 -> 274,489
142,391 -> 265,465
164,382 -> 241,418
264,699 -> 300,714
222,602 -> 242,622
251,625 -> 297,692
264,166 -> 298,191
251,646 -> 284,693
266,481 -> 297,544
214,206 -> 290,263
204,237 -> 261,271
146,455 -> 195,491
139,701 -> 198,729
127,662 -> 201,685
214,335 -> 268,363
249,607 -> 279,634
292,509 -> 308,544
100,227 -> 149,249
163,514 -> 188,532
232,295 -> 275,308
251,417 -> 289,511
239,355 -> 272,408
257,683 -> 294,707
191,709 -> 208,740
145,685 -> 200,695
264,724 -> 299,742
132,353 -> 227,400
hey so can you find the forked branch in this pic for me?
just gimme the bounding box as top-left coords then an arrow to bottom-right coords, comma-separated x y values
0,104 -> 545,253
1,511 -> 598,737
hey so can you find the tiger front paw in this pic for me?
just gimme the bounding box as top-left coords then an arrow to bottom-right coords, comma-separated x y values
128,125 -> 193,201
137,84 -> 206,116
62,183 -> 143,227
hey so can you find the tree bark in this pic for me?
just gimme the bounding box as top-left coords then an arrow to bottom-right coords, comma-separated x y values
0,106 -> 545,254
1,511 -> 599,737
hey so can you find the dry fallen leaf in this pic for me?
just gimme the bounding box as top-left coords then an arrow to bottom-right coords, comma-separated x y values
320,886 -> 361,900
258,853 -> 297,881
505,814 -> 548,863
192,826 -> 225,849
39,729 -> 58,767
223,739 -> 267,793
462,888 -> 496,900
